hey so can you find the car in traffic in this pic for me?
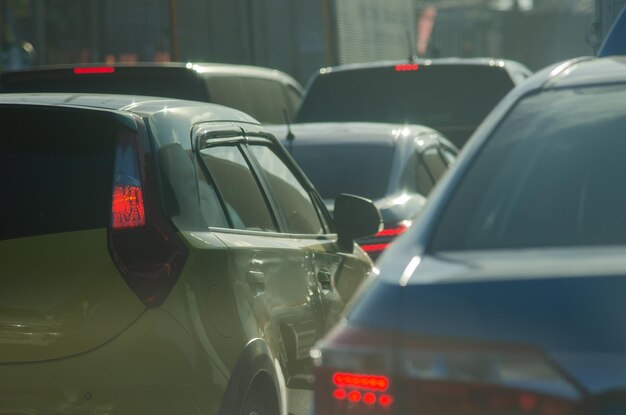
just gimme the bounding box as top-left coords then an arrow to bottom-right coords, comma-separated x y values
266,122 -> 458,260
0,62 -> 304,124
312,56 -> 626,415
0,93 -> 381,415
295,58 -> 531,149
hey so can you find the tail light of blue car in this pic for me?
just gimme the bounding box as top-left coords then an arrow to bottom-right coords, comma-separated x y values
313,323 -> 582,415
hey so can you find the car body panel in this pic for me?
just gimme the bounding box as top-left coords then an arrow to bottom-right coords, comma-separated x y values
0,229 -> 145,363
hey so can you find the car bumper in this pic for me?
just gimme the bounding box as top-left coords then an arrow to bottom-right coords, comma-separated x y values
0,309 -> 229,415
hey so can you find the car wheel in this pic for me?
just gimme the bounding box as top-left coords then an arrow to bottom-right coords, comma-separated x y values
241,376 -> 278,415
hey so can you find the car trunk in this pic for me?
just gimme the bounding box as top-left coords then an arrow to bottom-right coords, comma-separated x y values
0,106 -> 145,362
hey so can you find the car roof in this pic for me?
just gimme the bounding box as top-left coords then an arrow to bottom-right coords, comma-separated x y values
511,56 -> 626,95
264,122 -> 446,148
2,61 -> 303,89
317,57 -> 530,74
0,92 -> 260,123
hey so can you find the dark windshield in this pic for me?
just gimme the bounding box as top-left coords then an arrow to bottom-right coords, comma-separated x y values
290,143 -> 395,200
1,106 -> 118,241
296,65 -> 514,132
430,84 -> 626,251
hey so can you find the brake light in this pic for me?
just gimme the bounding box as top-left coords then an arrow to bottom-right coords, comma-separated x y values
314,323 -> 582,415
361,243 -> 389,253
74,66 -> 115,74
313,324 -> 396,414
374,221 -> 411,237
108,123 -> 188,307
395,63 -> 419,71
112,185 -> 145,229
359,221 -> 412,255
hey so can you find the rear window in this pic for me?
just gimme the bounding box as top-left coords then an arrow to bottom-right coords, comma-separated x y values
430,84 -> 626,251
1,68 -> 207,101
290,143 -> 395,200
296,65 -> 514,130
1,106 -> 118,241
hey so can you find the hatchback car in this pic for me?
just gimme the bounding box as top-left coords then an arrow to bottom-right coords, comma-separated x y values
0,93 -> 380,415
295,58 -> 531,148
0,62 -> 304,124
266,122 -> 457,259
312,56 -> 626,415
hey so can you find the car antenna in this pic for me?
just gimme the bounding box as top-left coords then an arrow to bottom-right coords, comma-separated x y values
283,108 -> 296,154
407,29 -> 417,62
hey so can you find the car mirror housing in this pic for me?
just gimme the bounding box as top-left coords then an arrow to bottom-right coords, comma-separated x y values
334,194 -> 382,251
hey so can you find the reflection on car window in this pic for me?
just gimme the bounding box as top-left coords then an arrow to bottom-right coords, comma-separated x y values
250,145 -> 324,234
431,84 -> 626,251
196,165 -> 230,228
199,145 -> 277,232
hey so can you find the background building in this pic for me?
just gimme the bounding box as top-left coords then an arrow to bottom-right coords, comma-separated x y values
0,0 -> 597,83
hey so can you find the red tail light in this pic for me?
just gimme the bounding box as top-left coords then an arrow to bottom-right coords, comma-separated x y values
395,63 -> 419,72
314,324 -> 581,415
359,221 -> 412,256
108,121 -> 188,307
112,185 -> 145,229
313,324 -> 396,414
74,66 -> 115,74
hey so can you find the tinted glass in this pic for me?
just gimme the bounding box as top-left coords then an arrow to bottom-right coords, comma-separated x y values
290,143 -> 395,200
197,165 -> 230,228
199,145 -> 277,232
250,145 -> 323,234
297,65 -> 514,130
1,68 -> 207,101
431,85 -> 626,251
1,106 -> 117,241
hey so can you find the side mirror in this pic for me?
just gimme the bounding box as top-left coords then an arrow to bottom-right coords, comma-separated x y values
334,194 -> 382,251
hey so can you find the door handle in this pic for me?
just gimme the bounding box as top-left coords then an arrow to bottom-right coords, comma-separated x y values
246,270 -> 266,295
317,270 -> 332,293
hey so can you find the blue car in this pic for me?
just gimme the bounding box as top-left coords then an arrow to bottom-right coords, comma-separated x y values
312,56 -> 626,415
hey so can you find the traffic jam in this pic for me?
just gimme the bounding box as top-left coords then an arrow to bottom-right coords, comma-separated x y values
1,1 -> 625,415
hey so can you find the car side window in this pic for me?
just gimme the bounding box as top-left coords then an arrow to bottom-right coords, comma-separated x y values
440,146 -> 457,166
196,164 -> 230,228
249,144 -> 325,235
423,147 -> 448,183
199,144 -> 278,232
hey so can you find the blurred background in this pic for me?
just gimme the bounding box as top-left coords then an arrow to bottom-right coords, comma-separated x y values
0,0 -> 597,84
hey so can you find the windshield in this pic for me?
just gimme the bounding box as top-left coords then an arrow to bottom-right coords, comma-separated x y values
430,84 -> 626,251
296,65 -> 515,130
291,143 -> 395,200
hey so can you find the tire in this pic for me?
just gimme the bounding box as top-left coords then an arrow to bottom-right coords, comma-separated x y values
241,375 -> 279,415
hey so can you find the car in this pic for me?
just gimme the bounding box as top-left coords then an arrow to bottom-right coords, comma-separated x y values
0,93 -> 381,415
0,62 -> 304,124
266,122 -> 458,260
312,56 -> 626,415
295,58 -> 531,149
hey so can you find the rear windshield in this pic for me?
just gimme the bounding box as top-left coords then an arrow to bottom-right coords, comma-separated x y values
290,143 -> 395,200
1,106 -> 118,241
430,84 -> 626,251
0,68 -> 207,101
296,65 -> 514,130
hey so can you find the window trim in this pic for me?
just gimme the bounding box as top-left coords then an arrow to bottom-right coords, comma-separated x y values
193,124 -> 284,235
244,129 -> 334,236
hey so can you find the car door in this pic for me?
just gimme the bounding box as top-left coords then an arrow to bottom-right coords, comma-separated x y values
191,123 -> 327,384
242,128 -> 374,379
